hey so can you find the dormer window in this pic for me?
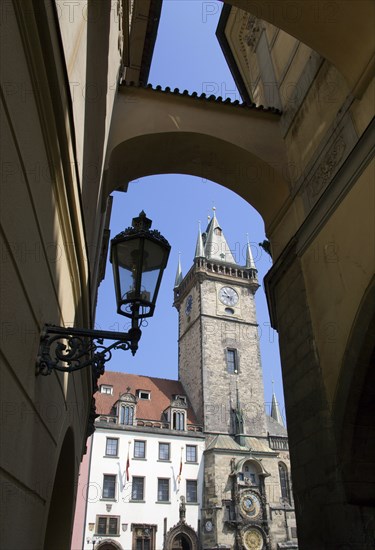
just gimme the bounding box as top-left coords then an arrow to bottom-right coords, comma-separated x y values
100,385 -> 113,395
173,410 -> 185,431
137,390 -> 150,400
174,395 -> 186,404
119,404 -> 134,425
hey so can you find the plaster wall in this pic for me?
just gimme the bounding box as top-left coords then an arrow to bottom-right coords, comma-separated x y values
81,428 -> 204,550
0,3 -> 92,548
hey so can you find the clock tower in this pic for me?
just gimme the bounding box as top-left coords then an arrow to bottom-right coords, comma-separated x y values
173,210 -> 267,437
173,211 -> 297,550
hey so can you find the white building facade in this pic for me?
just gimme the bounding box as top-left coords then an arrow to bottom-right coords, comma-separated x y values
76,374 -> 205,550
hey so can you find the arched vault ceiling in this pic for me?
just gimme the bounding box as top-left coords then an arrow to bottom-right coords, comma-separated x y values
224,0 -> 375,97
105,85 -> 291,230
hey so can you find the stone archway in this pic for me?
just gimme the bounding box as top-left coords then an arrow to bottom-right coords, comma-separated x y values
43,429 -> 75,550
96,539 -> 123,550
334,279 -> 375,505
165,522 -> 199,550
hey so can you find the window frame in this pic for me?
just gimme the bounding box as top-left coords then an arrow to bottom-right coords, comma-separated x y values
131,476 -> 145,501
134,439 -> 146,459
96,515 -> 119,535
186,479 -> 198,503
279,462 -> 291,503
226,348 -> 238,374
172,410 -> 185,431
102,474 -> 116,500
157,478 -> 170,502
119,403 -> 134,425
186,444 -> 197,463
105,437 -> 119,457
158,442 -> 170,461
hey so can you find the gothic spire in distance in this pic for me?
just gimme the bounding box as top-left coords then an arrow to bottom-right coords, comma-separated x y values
204,208 -> 236,264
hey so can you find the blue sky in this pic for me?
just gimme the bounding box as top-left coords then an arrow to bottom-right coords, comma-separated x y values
96,0 -> 286,420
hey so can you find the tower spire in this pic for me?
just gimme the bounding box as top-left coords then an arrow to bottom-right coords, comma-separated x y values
194,221 -> 205,259
271,386 -> 284,426
174,253 -> 183,288
204,209 -> 236,264
246,234 -> 257,270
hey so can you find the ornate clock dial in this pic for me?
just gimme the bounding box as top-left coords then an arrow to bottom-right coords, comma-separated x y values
239,491 -> 262,519
242,527 -> 264,550
185,294 -> 193,315
205,520 -> 213,532
219,286 -> 239,306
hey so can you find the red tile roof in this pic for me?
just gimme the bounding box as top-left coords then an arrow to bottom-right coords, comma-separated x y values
95,371 -> 199,426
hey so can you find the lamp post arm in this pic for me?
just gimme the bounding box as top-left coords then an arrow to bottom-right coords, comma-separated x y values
36,323 -> 142,377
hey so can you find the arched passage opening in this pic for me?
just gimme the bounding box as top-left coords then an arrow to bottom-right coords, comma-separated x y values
334,280 -> 375,505
171,533 -> 192,550
44,429 -> 75,550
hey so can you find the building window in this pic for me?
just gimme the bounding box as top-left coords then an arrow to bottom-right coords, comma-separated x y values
119,404 -> 134,425
279,462 -> 290,502
186,480 -> 198,503
132,525 -> 156,550
100,385 -> 113,394
186,445 -> 197,463
137,390 -> 150,400
172,410 -> 185,430
131,477 -> 144,501
105,437 -> 118,457
157,478 -> 170,502
226,348 -> 238,374
102,475 -> 116,499
134,440 -> 146,459
96,515 -> 119,535
158,442 -> 170,461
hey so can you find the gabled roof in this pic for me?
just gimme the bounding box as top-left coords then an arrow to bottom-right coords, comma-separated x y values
96,371 -> 199,426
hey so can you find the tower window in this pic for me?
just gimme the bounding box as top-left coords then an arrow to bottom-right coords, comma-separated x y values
226,348 -> 238,374
279,462 -> 291,503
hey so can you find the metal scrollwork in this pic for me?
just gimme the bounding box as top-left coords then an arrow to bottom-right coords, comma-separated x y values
36,324 -> 141,377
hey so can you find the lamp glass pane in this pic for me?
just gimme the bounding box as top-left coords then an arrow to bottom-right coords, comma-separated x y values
140,239 -> 166,304
115,238 -> 141,302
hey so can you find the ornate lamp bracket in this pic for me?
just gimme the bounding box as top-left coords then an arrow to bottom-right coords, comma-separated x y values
36,324 -> 142,377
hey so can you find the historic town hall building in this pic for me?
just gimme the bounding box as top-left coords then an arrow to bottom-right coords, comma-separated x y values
72,214 -> 298,550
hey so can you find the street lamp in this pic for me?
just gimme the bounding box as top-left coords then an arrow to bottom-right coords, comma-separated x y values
36,211 -> 170,377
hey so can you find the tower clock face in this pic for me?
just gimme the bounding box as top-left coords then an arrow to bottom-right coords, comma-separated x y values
219,286 -> 239,306
239,491 -> 262,519
242,527 -> 264,550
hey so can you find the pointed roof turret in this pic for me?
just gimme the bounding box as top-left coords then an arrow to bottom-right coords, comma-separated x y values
204,208 -> 236,264
271,386 -> 284,426
194,222 -> 205,259
246,234 -> 257,271
174,253 -> 183,288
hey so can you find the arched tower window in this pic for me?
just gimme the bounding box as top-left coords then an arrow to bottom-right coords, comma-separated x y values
119,404 -> 134,425
279,462 -> 290,502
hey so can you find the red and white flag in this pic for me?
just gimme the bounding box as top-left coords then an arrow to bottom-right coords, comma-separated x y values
177,447 -> 183,484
